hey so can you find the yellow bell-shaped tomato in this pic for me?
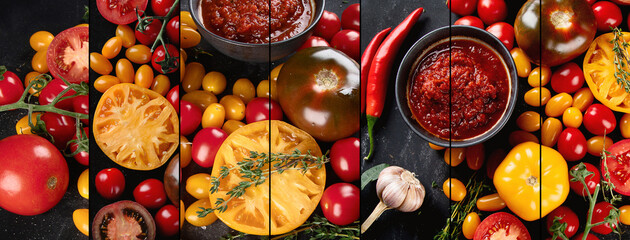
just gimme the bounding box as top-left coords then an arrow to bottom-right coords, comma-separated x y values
493,142 -> 569,221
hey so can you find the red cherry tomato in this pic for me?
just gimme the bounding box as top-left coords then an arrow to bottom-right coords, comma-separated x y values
166,16 -> 180,45
447,0 -> 478,16
557,128 -> 587,161
155,204 -> 179,236
320,183 -> 360,226
592,1 -> 622,31
135,18 -> 162,46
95,168 -> 125,200
551,62 -> 585,94
151,43 -> 179,74
39,78 -> 76,110
602,139 -> 630,196
341,3 -> 360,31
70,127 -> 89,166
40,112 -> 76,150
330,137 -> 360,182
297,36 -> 330,51
314,10 -> 341,41
569,163 -> 600,197
0,68 -> 24,106
546,206 -> 579,238
572,233 -> 599,240
180,100 -> 201,136
583,104 -> 617,135
72,95 -> 89,125
245,97 -> 283,123
151,0 -> 177,17
454,16 -> 484,29
477,0 -> 507,25
591,202 -> 618,234
133,179 -> 167,209
485,22 -> 514,50
191,127 -> 227,168
166,85 -> 179,114
331,29 -> 360,61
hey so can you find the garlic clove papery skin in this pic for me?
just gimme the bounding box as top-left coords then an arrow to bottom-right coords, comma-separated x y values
398,183 -> 425,212
376,166 -> 404,199
381,180 -> 406,209
375,166 -> 425,212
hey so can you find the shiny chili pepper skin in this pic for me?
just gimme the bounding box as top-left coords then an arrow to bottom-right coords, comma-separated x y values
361,27 -> 391,114
365,8 -> 424,160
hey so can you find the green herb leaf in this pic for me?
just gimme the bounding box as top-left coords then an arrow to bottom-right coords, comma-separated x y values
361,163 -> 389,190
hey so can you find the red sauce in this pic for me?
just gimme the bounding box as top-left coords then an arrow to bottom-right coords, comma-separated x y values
200,0 -> 313,44
407,38 -> 509,140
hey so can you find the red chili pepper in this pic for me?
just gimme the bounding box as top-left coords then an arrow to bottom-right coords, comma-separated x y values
361,27 -> 391,114
365,8 -> 424,160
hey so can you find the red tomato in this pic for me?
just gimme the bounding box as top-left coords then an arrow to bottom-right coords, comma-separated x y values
314,10 -> 341,41
166,16 -> 180,45
297,36 -> 330,51
133,179 -> 167,209
583,104 -> 617,135
447,0 -> 478,16
341,3 -> 360,31
330,137 -> 360,182
592,1 -> 622,31
39,78 -> 76,110
135,18 -> 162,46
70,127 -> 89,166
557,128 -> 587,161
551,62 -> 585,94
155,204 -> 179,236
485,22 -> 514,50
573,233 -> 599,240
546,206 -> 579,238
95,168 -> 125,200
72,95 -> 89,125
0,68 -> 24,105
245,97 -> 283,123
41,112 -> 76,150
180,100 -> 201,136
191,127 -> 227,168
591,202 -> 618,234
151,0 -> 177,17
602,139 -> 630,196
46,27 -> 89,83
477,0 -> 507,25
320,183 -> 360,226
473,212 -> 531,240
152,43 -> 179,74
569,163 -> 600,197
0,135 -> 68,216
331,29 -> 360,61
96,0 -> 148,25
454,16 -> 484,29
166,85 -> 179,114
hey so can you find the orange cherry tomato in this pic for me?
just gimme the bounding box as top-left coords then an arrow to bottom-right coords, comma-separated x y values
511,47 -> 531,78
135,64 -> 154,89
620,205 -> 630,225
181,25 -> 201,48
180,11 -> 197,30
516,111 -> 542,132
16,112 -> 42,135
476,193 -> 506,211
466,143 -> 484,171
546,93 -> 573,117
180,135 -> 192,168
429,142 -> 445,150
443,178 -> 466,201
541,117 -> 563,147
182,90 -> 218,111
90,52 -> 113,75
219,95 -> 246,121
562,107 -> 583,128
94,75 -> 121,93
32,51 -> 49,73
202,71 -> 226,95
24,71 -> 43,96
462,212 -> 480,239
102,36 -> 123,59
621,113 -> 630,138
572,88 -> 594,112
30,31 -> 54,52
115,58 -> 135,83
201,103 -> 225,128
183,62 -> 205,93
222,120 -> 246,135
232,78 -> 256,103
524,87 -> 551,107
586,136 -> 613,156
151,74 -> 171,96
528,66 -> 551,87
444,148 -> 465,167
116,24 -> 136,48
256,79 -> 271,98
125,44 -> 152,64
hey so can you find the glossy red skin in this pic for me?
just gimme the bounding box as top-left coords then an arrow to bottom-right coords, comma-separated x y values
191,127 -> 227,168
584,104 -> 617,136
245,97 -> 283,124
133,179 -> 167,209
92,200 -> 156,240
320,183 -> 360,226
485,22 -> 514,50
612,0 -> 630,4
331,30 -> 360,61
361,28 -> 391,113
448,0 -> 478,16
591,202 -> 618,234
454,16 -> 484,29
572,233 -> 599,240
135,18 -> 162,46
330,137 -> 360,182
166,16 -> 180,45
46,27 -> 89,83
551,62 -> 584,94
602,139 -> 630,196
95,168 -> 125,200
557,128 -> 587,161
569,163 -> 600,197
166,85 -> 179,114
297,36 -> 330,51
155,204 -> 179,236
152,43 -> 179,74
473,212 -> 531,240
151,0 -> 177,16
96,0 -> 148,25
0,70 -> 24,105
546,206 -> 579,238
341,3 -> 360,31
70,127 -> 89,166
41,112 -> 77,150
180,100 -> 201,136
39,78 -> 76,110
72,95 -> 89,125
314,10 -> 341,41
477,0 -> 507,25
592,1 -> 622,31
0,135 -> 68,216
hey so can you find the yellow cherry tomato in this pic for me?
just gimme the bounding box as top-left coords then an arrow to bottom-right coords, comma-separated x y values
186,173 -> 212,199
429,142 -> 445,150
541,117 -> 563,147
466,144 -> 484,171
23,71 -> 43,96
102,36 -> 123,59
586,136 -> 613,156
90,52 -> 113,75
32,51 -> 48,73
75,23 -> 89,28
15,112 -> 42,135
180,135 -> 192,168
508,130 -> 539,146
151,74 -> 171,96
257,79 -> 271,98
222,120 -> 246,135
182,90 -> 218,111
232,78 -> 256,103
462,212 -> 480,239
183,62 -> 205,93
181,26 -> 201,48
73,209 -> 89,236
94,75 -> 121,93
562,107 -> 583,128
180,200 -> 185,228
135,64 -> 154,89
444,148 -> 465,167
125,44 -> 152,64
78,169 -> 89,200
443,178 -> 466,201
619,205 -> 630,225
621,113 -> 630,138
270,63 -> 283,82
115,58 -> 135,83
476,193 -> 506,211
202,71 -> 226,95
180,48 -> 188,63
511,47 -> 531,78
185,198 -> 218,227
116,24 -> 136,48
29,31 -> 54,52
202,103 -> 226,128
516,111 -> 542,132
180,11 -> 197,30
528,66 -> 551,87
524,87 -> 551,107
219,95 -> 246,121
572,88 -> 594,112
545,93 -> 573,117
180,58 -> 186,81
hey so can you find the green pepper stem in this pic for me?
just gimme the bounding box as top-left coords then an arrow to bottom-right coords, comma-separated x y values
364,114 -> 378,160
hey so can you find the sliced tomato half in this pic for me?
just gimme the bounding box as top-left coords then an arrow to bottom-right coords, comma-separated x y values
46,27 -> 89,83
474,212 -> 531,240
602,139 -> 630,196
96,0 -> 148,25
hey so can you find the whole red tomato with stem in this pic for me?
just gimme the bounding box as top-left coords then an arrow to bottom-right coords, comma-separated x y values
191,127 -> 227,168
40,112 -> 77,150
72,95 -> 89,125
447,0 -> 477,16
95,168 -> 125,200
485,22 -> 514,50
0,135 -> 68,216
569,163 -> 600,197
0,67 -> 24,106
591,201 -> 618,234
96,0 -> 148,25
454,16 -> 484,29
474,212 -> 531,240
477,0 -> 507,25
151,43 -> 179,74
341,3 -> 360,31
133,179 -> 167,209
331,30 -> 360,61
166,16 -> 179,45
166,85 -> 179,114
180,100 -> 201,136
583,104 -> 616,135
330,137 -> 360,182
602,139 -> 630,196
314,10 -> 341,41
320,183 -> 360,226
39,78 -> 76,110
297,36 -> 329,51
151,0 -> 177,17
70,127 -> 89,166
245,97 -> 283,123
592,1 -> 622,32
47,26 -> 89,83
551,62 -> 584,94
557,128 -> 587,162
135,18 -> 162,46
155,204 -> 179,236
546,206 -> 579,238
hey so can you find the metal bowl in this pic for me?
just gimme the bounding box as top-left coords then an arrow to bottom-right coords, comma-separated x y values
189,0 -> 324,62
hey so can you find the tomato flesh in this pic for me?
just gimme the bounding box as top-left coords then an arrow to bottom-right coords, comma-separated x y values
92,200 -> 156,240
474,212 -> 531,240
96,0 -> 149,25
603,139 -> 630,196
47,27 -> 89,83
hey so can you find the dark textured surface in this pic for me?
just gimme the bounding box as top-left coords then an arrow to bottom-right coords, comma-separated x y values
0,1 -> 88,240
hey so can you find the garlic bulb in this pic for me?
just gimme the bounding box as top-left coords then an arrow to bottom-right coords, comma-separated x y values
361,166 -> 425,233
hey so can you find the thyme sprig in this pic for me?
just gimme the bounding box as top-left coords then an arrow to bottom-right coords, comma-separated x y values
611,28 -> 630,94
197,149 -> 329,217
220,215 -> 359,240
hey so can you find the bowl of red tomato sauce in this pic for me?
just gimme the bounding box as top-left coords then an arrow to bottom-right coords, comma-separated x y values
395,25 -> 518,148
